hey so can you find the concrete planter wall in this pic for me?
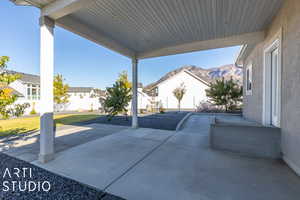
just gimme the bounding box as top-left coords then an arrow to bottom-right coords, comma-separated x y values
210,117 -> 281,159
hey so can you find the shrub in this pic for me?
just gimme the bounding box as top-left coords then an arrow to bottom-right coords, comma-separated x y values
13,103 -> 30,117
103,71 -> 132,120
205,78 -> 242,112
196,101 -> 223,113
159,105 -> 165,114
30,109 -> 37,115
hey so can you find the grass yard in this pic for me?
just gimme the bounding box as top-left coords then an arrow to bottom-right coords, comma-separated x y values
0,114 -> 100,137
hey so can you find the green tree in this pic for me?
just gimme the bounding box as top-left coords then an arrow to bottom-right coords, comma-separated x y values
54,74 -> 69,111
104,71 -> 132,120
205,78 -> 243,112
173,83 -> 186,112
0,56 -> 29,119
117,70 -> 132,89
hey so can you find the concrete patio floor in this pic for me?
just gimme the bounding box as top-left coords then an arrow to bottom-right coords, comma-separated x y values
31,114 -> 300,200
1,123 -> 127,162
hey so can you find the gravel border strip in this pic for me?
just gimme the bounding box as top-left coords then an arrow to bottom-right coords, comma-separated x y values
0,153 -> 125,200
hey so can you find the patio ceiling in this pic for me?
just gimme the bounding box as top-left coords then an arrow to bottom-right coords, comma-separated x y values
14,0 -> 283,58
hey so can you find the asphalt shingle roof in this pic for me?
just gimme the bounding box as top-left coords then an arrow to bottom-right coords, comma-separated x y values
68,87 -> 94,93
7,70 -> 40,84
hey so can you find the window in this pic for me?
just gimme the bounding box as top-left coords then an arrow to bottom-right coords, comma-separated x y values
27,84 -> 40,100
246,64 -> 252,95
153,87 -> 158,96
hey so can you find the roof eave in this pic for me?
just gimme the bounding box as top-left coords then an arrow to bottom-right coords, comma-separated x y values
235,45 -> 248,66
183,70 -> 210,86
10,0 -> 41,8
235,43 -> 258,66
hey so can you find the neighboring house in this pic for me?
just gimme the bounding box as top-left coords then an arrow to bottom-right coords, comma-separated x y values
145,65 -> 242,110
129,83 -> 152,112
8,71 -> 42,115
65,87 -> 102,112
137,87 -> 151,111
235,0 -> 300,175
8,71 -> 103,114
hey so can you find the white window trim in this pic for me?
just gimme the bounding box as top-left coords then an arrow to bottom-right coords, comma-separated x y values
245,63 -> 253,96
262,29 -> 282,127
26,83 -> 40,100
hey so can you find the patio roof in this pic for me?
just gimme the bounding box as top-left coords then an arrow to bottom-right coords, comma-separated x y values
12,0 -> 282,59
10,0 -> 284,163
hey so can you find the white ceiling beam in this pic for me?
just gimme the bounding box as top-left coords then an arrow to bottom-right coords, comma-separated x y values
41,0 -> 94,20
137,31 -> 265,59
56,16 -> 136,58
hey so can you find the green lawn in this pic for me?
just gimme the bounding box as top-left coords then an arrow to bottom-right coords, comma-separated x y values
0,114 -> 100,137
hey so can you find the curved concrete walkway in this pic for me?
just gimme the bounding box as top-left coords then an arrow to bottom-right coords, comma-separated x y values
33,114 -> 300,200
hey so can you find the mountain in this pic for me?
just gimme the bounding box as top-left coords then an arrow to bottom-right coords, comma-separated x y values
145,64 -> 243,91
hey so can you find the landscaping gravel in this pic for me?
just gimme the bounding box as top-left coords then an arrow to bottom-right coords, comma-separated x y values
0,153 -> 125,200
79,111 -> 189,130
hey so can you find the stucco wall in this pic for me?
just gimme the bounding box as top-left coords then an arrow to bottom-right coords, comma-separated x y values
66,92 -> 101,111
157,71 -> 208,110
243,42 -> 264,123
9,80 -> 102,113
243,0 -> 300,174
10,80 -> 41,115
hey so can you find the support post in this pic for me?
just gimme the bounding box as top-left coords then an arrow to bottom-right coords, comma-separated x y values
132,58 -> 138,128
39,16 -> 55,163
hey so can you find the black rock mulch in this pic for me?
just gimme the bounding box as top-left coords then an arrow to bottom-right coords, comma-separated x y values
79,111 -> 189,131
0,153 -> 125,200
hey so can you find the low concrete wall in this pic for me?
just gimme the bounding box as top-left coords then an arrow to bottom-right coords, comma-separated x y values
210,118 -> 281,159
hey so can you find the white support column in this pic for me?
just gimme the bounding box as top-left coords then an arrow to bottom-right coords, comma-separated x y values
39,16 -> 55,163
132,58 -> 138,128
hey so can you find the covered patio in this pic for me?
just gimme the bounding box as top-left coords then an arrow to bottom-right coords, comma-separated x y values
9,1 -> 300,200
31,114 -> 300,200
11,0 -> 282,163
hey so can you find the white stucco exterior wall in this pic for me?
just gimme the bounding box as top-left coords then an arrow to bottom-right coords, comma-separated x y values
127,88 -> 151,111
137,88 -> 151,110
9,80 -> 102,114
242,0 -> 300,175
156,71 -> 209,110
9,80 -> 41,115
66,91 -> 101,111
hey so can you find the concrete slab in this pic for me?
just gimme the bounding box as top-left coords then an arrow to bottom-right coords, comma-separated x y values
114,127 -> 174,142
32,128 -> 168,190
107,142 -> 300,200
11,114 -> 300,200
106,115 -> 300,200
167,131 -> 210,149
1,123 -> 126,162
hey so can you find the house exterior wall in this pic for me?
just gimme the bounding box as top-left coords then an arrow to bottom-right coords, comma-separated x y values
243,42 -> 264,123
127,89 -> 151,112
10,80 -> 41,115
9,80 -> 102,114
243,0 -> 300,174
65,91 -> 101,111
156,71 -> 209,110
137,88 -> 151,110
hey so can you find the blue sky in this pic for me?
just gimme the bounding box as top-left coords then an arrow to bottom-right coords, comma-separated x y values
0,1 -> 240,89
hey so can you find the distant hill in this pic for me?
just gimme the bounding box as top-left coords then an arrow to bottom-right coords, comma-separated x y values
145,64 -> 243,91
